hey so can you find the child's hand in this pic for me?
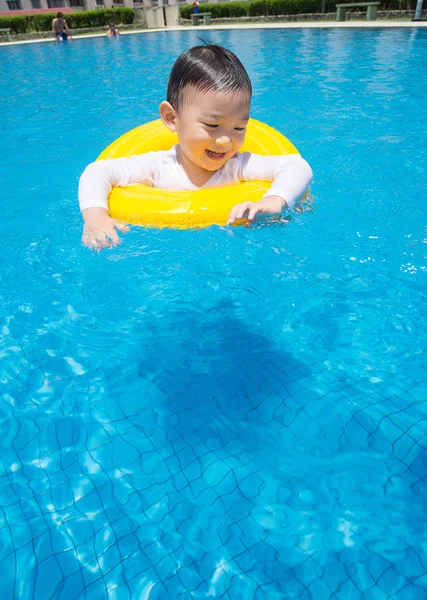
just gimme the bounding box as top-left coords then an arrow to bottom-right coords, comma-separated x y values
227,196 -> 287,225
82,207 -> 129,250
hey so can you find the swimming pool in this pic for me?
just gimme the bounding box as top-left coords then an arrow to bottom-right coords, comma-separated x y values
1,27 -> 427,599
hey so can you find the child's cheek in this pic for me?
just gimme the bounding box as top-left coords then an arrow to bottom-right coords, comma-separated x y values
195,127 -> 211,141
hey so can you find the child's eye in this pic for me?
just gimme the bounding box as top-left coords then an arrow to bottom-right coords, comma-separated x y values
203,123 -> 218,128
234,127 -> 246,132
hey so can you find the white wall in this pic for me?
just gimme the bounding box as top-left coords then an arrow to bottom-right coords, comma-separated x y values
143,4 -> 179,26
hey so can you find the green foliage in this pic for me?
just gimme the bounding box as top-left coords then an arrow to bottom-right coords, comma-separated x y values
0,7 -> 134,34
248,0 -> 336,15
67,8 -> 134,28
180,4 -> 196,18
378,0 -> 415,8
179,0 -> 334,18
180,0 -> 416,19
180,2 -> 247,18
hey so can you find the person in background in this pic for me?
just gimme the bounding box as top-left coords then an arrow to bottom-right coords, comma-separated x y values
107,23 -> 120,37
193,1 -> 200,14
52,12 -> 72,42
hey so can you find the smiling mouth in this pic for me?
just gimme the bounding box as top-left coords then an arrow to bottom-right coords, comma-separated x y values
206,149 -> 227,160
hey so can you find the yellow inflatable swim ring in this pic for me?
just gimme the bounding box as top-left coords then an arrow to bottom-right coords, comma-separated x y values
97,118 -> 299,228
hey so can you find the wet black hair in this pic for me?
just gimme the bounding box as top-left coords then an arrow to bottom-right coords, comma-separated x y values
167,44 -> 252,110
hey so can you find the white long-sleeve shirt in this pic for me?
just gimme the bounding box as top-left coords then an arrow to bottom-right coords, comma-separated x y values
78,146 -> 312,212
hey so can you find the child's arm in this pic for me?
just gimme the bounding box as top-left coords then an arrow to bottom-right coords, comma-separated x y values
228,153 -> 313,224
78,154 -> 157,249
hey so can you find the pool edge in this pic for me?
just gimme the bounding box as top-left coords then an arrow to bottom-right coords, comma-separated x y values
1,20 -> 427,48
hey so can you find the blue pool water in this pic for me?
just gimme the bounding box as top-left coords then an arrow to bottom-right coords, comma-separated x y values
1,27 -> 427,599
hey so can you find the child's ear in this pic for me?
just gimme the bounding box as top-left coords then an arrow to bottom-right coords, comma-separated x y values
160,101 -> 177,132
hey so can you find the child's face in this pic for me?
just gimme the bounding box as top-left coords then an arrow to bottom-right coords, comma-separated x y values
162,88 -> 251,175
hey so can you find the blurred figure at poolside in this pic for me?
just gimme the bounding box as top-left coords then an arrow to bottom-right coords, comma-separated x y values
193,1 -> 200,14
107,23 -> 120,37
52,12 -> 72,42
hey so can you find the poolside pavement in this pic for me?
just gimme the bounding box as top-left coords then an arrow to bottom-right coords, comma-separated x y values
1,19 -> 426,47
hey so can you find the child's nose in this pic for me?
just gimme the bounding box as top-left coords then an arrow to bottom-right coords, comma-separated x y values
215,135 -> 231,146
